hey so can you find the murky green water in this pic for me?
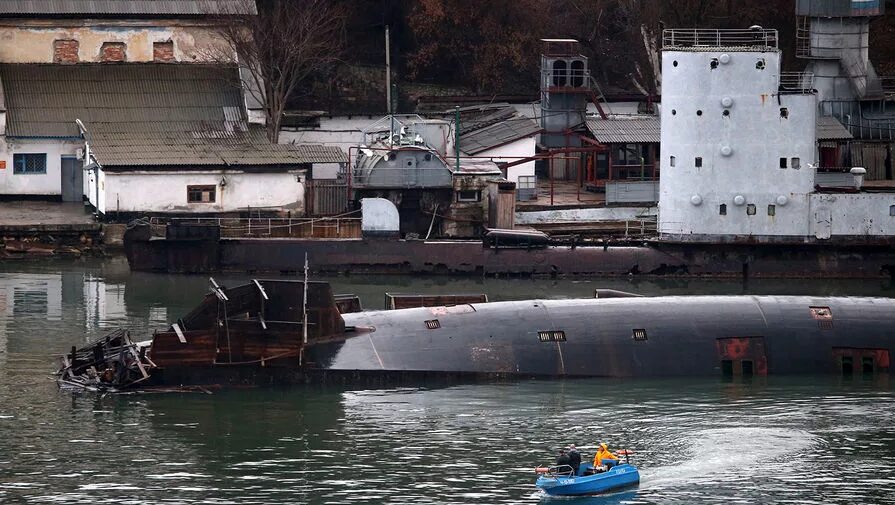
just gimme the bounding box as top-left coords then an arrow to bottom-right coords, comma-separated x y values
1,258 -> 894,504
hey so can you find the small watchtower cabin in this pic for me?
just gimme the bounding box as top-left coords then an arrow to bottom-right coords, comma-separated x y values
539,39 -> 597,181
797,0 -> 895,181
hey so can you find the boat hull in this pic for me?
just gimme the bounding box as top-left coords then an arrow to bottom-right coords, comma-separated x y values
536,464 -> 640,496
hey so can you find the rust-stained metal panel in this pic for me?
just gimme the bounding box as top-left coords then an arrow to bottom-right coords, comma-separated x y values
716,337 -> 768,376
385,293 -> 488,310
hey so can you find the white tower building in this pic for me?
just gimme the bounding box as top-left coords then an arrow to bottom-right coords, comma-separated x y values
658,28 -> 818,242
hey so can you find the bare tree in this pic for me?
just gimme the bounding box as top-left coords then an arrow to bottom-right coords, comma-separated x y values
206,0 -> 344,143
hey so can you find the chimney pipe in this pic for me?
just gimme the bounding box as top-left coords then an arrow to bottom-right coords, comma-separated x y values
850,166 -> 866,190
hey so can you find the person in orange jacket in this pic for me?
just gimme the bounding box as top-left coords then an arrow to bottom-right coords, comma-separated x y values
593,442 -> 619,468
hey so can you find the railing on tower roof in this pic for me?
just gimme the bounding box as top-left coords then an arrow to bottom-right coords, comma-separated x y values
779,71 -> 815,93
662,28 -> 779,50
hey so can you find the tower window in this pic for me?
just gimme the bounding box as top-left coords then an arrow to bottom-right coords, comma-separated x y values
670,156 -> 676,167
719,204 -> 727,215
779,157 -> 787,169
890,205 -> 895,216
570,59 -> 585,87
747,204 -> 756,215
552,60 -> 567,86
791,157 -> 801,169
767,204 -> 776,216
780,107 -> 789,118
695,157 -> 703,168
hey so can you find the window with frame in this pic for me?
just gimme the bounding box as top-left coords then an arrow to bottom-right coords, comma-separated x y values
13,153 -> 47,174
187,185 -> 216,203
457,190 -> 481,202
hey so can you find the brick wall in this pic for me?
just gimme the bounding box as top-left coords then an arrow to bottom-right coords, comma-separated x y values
53,39 -> 79,63
153,41 -> 175,62
100,42 -> 127,62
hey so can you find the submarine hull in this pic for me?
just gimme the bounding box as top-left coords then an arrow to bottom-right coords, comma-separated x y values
306,296 -> 895,377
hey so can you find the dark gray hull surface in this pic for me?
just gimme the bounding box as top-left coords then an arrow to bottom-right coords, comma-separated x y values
307,296 -> 895,377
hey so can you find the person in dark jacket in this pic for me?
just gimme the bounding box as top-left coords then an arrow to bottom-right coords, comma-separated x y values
555,448 -> 572,472
567,444 -> 582,475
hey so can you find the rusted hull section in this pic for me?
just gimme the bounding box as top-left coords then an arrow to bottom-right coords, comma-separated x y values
125,225 -> 895,278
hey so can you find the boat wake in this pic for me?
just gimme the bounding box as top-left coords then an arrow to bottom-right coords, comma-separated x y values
643,426 -> 818,490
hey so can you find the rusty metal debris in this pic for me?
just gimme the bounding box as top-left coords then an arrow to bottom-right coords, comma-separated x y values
56,329 -> 155,392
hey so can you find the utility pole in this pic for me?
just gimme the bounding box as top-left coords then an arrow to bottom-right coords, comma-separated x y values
386,25 -> 394,147
455,106 -> 460,171
385,25 -> 391,114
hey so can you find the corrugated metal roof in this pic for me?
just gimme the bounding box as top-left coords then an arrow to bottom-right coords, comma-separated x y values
0,0 -> 256,15
459,116 -> 542,155
1,63 -> 244,137
89,127 -> 347,167
585,116 -> 660,144
1,63 -> 343,167
816,115 -> 853,140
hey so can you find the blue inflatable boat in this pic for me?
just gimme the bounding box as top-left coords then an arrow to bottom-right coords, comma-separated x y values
535,461 -> 640,496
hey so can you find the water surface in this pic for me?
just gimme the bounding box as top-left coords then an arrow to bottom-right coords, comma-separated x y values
0,258 -> 893,504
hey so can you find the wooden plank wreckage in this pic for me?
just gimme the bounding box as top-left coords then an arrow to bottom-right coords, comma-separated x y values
56,277 -> 347,392
57,278 -> 895,392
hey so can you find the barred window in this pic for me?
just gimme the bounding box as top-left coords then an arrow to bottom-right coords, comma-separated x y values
13,154 -> 47,174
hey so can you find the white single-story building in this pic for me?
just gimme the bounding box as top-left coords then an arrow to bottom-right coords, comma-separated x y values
1,63 -> 345,215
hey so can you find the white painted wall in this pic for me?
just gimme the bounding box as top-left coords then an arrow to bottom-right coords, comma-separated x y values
101,170 -> 305,214
280,116 -> 458,161
280,116 -> 377,154
658,48 -> 818,240
466,136 -> 536,183
0,138 -> 80,196
312,162 -> 343,180
811,193 -> 895,237
86,164 -> 105,213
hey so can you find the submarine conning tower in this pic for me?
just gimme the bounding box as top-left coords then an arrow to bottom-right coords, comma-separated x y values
658,27 -> 818,242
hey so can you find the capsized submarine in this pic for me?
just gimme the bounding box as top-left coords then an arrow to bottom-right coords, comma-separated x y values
57,279 -> 894,390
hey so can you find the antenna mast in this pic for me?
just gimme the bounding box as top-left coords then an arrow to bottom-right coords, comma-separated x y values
302,253 -> 309,345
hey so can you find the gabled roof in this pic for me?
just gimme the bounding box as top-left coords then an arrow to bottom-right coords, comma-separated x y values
0,63 -> 344,168
0,0 -> 256,15
459,116 -> 542,155
816,115 -> 853,141
585,116 -> 660,144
